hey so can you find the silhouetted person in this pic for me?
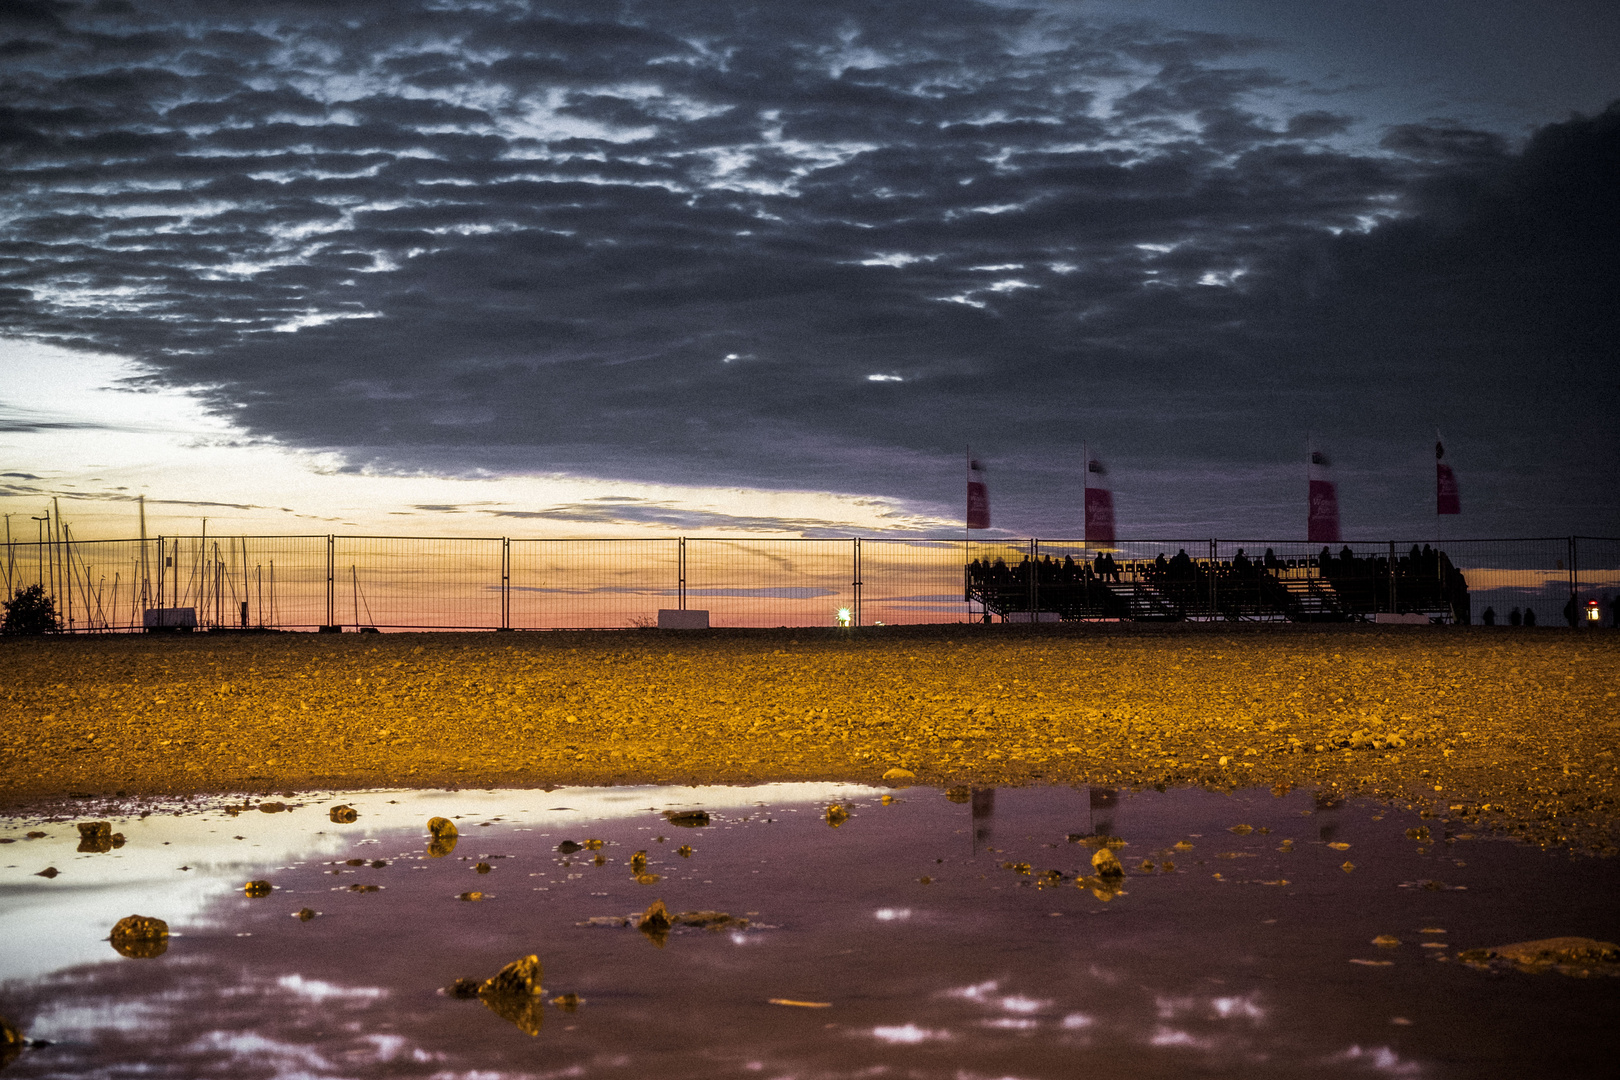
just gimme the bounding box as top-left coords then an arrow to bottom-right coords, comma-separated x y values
1264,547 -> 1283,571
1611,595 -> 1620,629
1318,546 -> 1333,569
1563,595 -> 1578,628
1509,607 -> 1522,626
1482,606 -> 1496,626
1155,552 -> 1168,575
1524,608 -> 1537,627
1232,548 -> 1252,576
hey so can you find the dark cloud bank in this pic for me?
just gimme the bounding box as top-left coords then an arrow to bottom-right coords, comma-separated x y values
1,0 -> 1615,536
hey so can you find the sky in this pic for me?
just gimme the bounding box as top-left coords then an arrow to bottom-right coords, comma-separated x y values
1,0 -> 1617,542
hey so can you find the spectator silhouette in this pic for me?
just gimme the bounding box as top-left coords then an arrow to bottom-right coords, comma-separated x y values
1264,547 -> 1284,571
1524,608 -> 1537,627
1509,607 -> 1522,626
1482,606 -> 1496,626
1563,595 -> 1578,628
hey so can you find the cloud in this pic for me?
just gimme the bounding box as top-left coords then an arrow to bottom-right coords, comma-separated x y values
0,0 -> 1613,536
491,497 -> 898,536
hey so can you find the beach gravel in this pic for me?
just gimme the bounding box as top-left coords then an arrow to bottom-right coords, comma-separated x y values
1,624 -> 1615,853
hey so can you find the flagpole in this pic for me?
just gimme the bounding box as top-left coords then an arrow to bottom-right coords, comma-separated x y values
1081,441 -> 1088,562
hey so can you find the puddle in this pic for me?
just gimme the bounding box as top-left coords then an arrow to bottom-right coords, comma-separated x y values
1,783 -> 1617,1078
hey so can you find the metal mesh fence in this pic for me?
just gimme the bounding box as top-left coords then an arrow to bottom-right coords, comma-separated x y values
682,538 -> 849,629
509,539 -> 679,630
1574,536 -> 1620,630
2,533 -> 1615,632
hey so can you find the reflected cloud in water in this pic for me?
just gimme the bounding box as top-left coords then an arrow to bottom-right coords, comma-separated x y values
2,782 -> 1618,1078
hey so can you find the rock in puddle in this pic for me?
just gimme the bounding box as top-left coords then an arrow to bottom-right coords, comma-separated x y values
1091,848 -> 1124,879
329,805 -> 358,824
427,817 -> 459,858
1458,937 -> 1620,976
1070,833 -> 1127,850
76,821 -> 125,853
109,915 -> 169,959
441,955 -> 550,1036
663,810 -> 710,828
586,899 -> 750,940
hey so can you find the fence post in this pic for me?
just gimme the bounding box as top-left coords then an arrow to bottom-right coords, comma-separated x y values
1209,539 -> 1218,619
852,537 -> 862,628
1029,538 -> 1038,616
326,534 -> 335,630
1569,536 -> 1578,630
501,537 -> 511,630
1389,540 -> 1397,614
678,537 -> 686,611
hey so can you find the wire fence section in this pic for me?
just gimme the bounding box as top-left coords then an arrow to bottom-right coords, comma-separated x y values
2,533 -> 1617,632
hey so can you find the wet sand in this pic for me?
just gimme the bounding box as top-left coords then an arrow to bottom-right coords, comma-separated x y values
2,624 -> 1616,852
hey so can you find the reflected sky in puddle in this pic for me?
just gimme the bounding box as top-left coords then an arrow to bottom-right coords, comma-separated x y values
2,783 -> 1618,1079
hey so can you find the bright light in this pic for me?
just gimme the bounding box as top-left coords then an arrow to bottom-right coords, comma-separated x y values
835,608 -> 852,627
1586,600 -> 1602,622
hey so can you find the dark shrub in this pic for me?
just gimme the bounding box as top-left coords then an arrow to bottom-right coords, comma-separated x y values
1,584 -> 60,635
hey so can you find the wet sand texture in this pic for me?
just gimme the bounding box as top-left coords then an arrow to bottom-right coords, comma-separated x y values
1,624 -> 1616,852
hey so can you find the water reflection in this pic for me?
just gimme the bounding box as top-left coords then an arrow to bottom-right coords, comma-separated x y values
970,787 -> 994,850
2,782 -> 1618,1079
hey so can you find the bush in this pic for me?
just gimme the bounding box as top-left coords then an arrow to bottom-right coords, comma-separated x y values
1,584 -> 61,635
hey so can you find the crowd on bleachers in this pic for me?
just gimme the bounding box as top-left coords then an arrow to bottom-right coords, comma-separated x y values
965,542 -> 1471,622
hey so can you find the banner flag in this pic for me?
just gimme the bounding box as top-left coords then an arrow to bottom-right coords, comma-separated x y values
1435,439 -> 1460,515
1084,457 -> 1115,546
967,455 -> 991,529
1307,449 -> 1340,543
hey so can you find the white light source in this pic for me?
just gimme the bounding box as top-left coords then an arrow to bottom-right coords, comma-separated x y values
835,608 -> 852,627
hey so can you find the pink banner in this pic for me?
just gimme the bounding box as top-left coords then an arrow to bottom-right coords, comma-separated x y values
1436,440 -> 1460,515
967,456 -> 991,529
1084,487 -> 1115,546
1308,479 -> 1340,543
1436,463 -> 1460,515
